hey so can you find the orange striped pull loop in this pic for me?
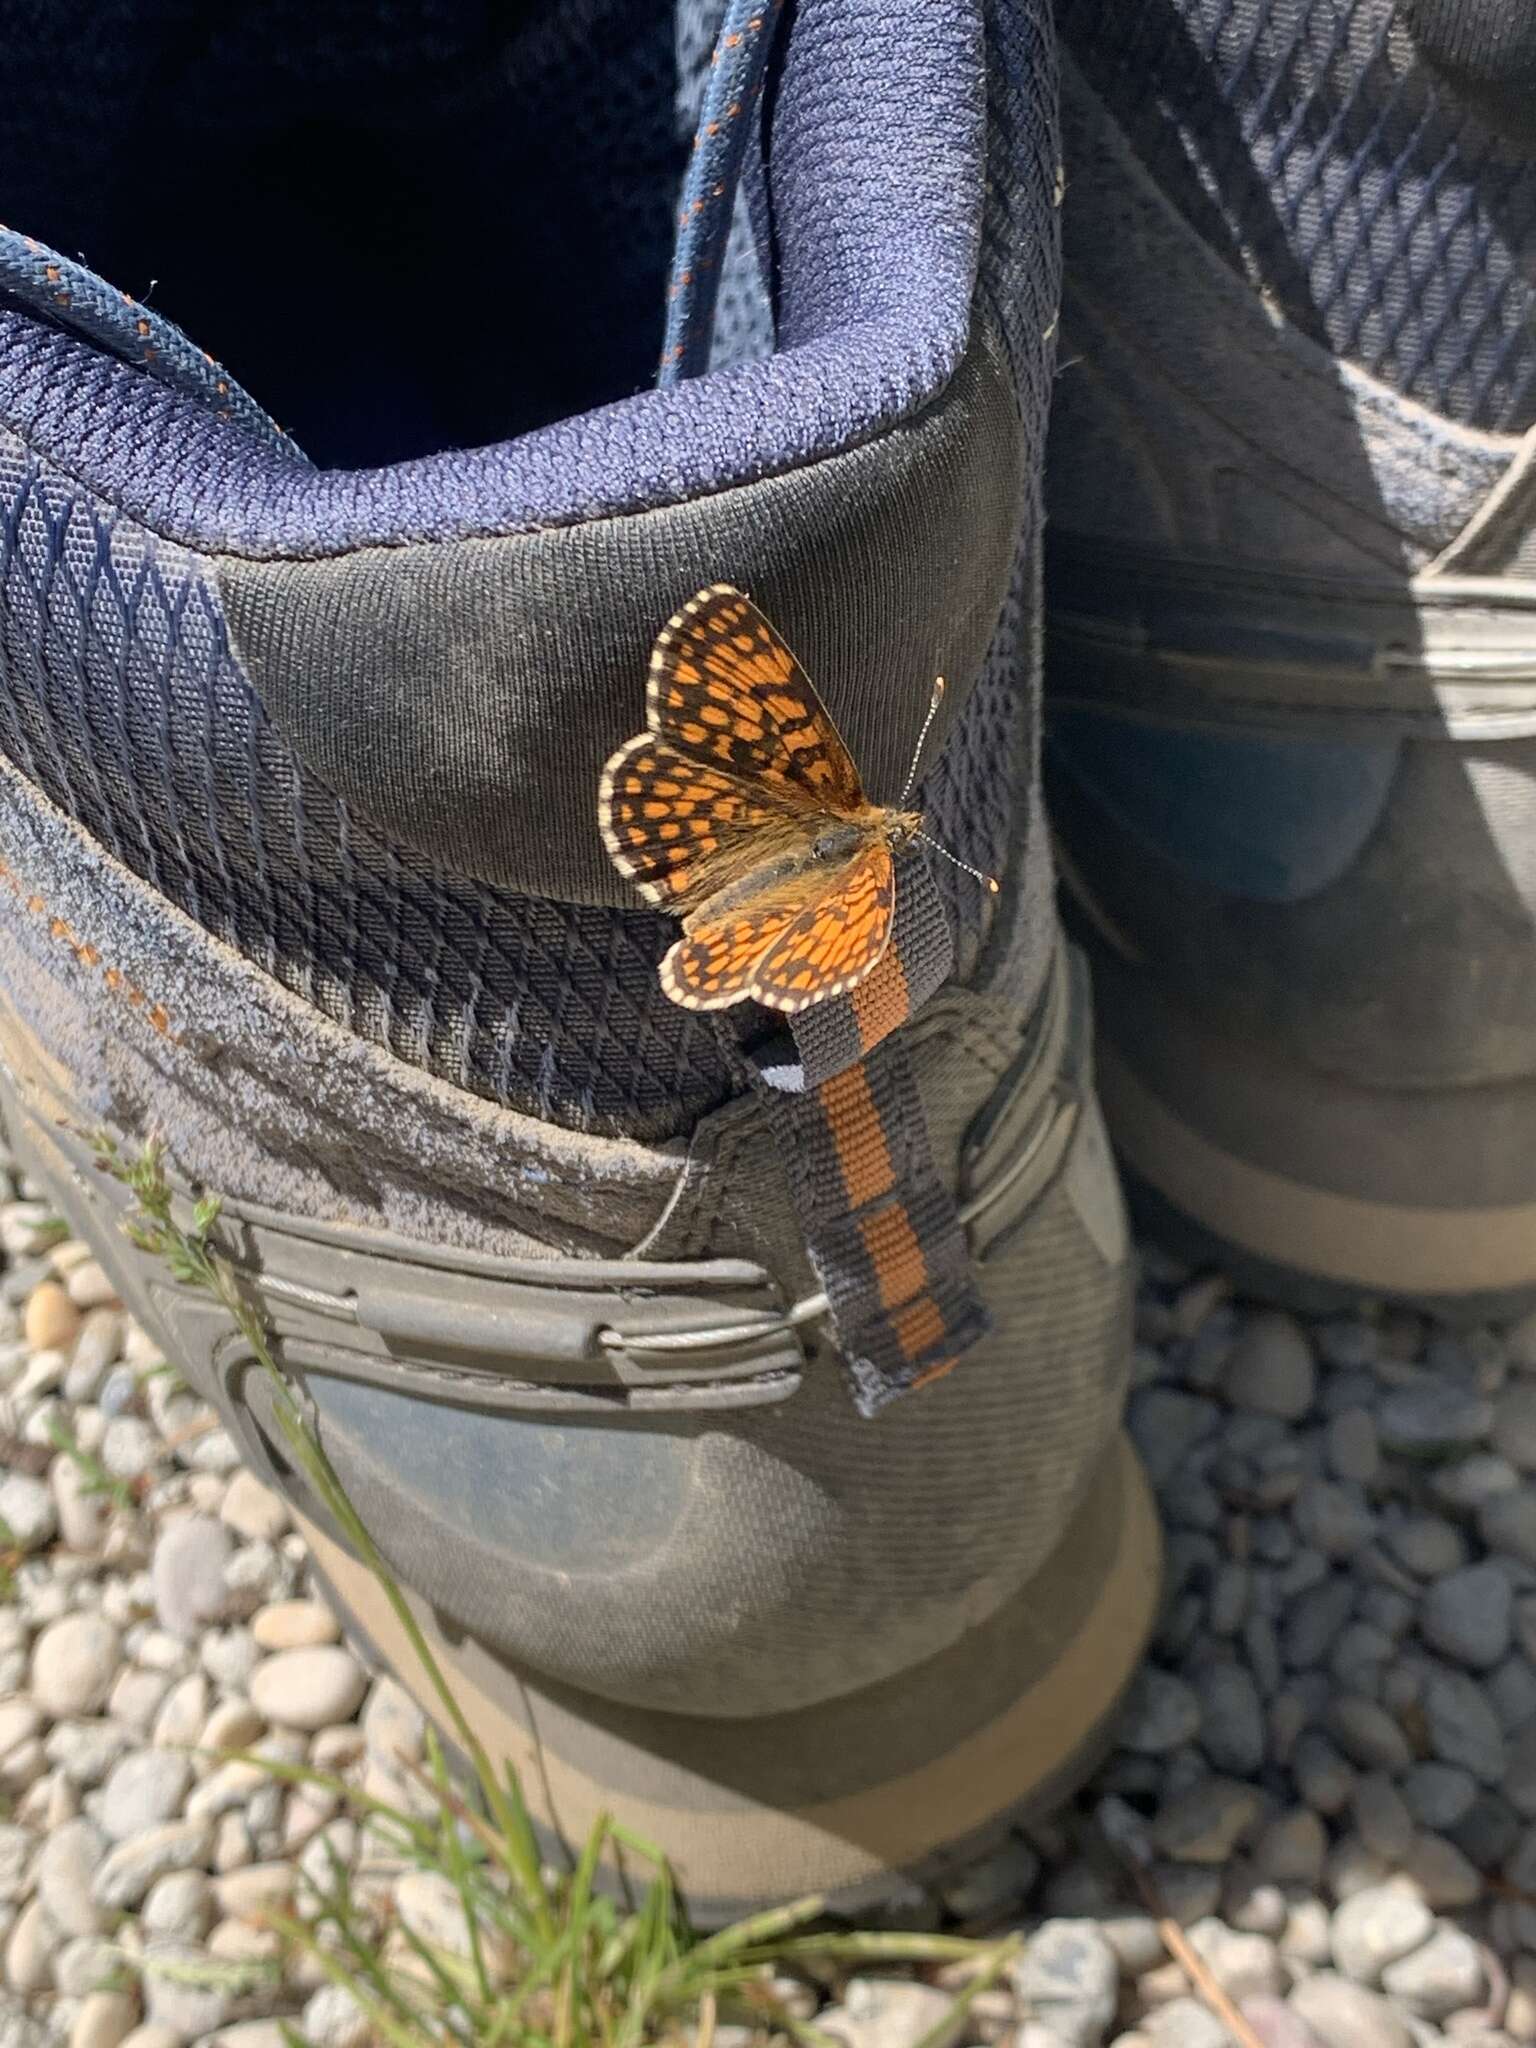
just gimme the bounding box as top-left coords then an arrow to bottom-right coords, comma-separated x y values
757,850 -> 991,1415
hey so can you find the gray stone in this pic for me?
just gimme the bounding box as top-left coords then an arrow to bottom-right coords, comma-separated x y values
1235,1996 -> 1327,2048
1295,1480 -> 1375,1559
1330,1884 -> 1435,1984
1399,1832 -> 1481,1910
1252,1809 -> 1326,1887
1424,1667 -> 1508,1783
939,1835 -> 1039,1919
1011,1921 -> 1118,2048
1195,1663 -> 1265,1777
140,1943 -> 234,2041
1117,1668 -> 1201,1756
0,1474 -> 55,1552
1210,1564 -> 1252,1638
1282,1576 -> 1354,1668
1292,1731 -> 1355,1817
1289,1973 -> 1414,2048
93,1819 -> 216,1910
1142,2000 -> 1233,2048
1326,1409 -> 1380,1484
47,1719 -> 133,1787
1184,1919 -> 1282,2000
1429,1452 -> 1519,1512
1151,1778 -> 1263,1863
1379,1926 -> 1485,2020
151,1516 -> 234,1641
1490,1650 -> 1536,1731
1448,1788 -> 1522,1870
1378,1381 -> 1492,1460
36,1818 -> 111,1936
1350,1773 -> 1412,1863
141,1871 -> 214,1944
1127,1388 -> 1222,1487
1495,1382 -> 1536,1468
30,1613 -> 122,1717
1384,1517 -> 1468,1579
1419,1560 -> 1512,1669
100,1417 -> 161,1481
1481,1486 -> 1536,1567
1223,1312 -> 1316,1420
1325,1696 -> 1413,1774
1402,1762 -> 1477,1832
99,1750 -> 195,1842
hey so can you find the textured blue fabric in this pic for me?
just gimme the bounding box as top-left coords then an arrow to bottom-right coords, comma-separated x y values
0,0 -> 981,550
1051,715 -> 1402,903
0,0 -> 1057,1139
1058,0 -> 1536,433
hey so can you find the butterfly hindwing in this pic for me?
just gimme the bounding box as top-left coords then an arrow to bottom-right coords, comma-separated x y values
598,735 -> 783,908
648,584 -> 865,810
749,841 -> 895,1011
659,842 -> 895,1013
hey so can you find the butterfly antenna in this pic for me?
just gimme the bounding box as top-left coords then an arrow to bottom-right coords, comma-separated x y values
916,831 -> 1001,894
899,676 -> 947,808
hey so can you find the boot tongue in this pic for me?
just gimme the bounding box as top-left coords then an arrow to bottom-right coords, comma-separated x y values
0,225 -> 302,457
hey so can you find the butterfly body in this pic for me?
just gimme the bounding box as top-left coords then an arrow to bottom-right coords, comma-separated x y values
597,584 -> 920,1014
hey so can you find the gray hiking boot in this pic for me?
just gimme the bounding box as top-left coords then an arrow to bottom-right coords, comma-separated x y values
0,0 -> 1154,1917
1047,0 -> 1536,1318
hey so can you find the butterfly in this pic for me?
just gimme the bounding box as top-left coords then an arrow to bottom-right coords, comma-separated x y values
597,584 -> 993,1014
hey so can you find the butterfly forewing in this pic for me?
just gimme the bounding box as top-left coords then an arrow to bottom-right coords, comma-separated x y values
598,735 -> 783,908
648,584 -> 865,811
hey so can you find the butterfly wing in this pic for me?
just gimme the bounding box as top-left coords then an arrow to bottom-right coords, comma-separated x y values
598,735 -> 786,909
659,840 -> 895,1014
648,584 -> 866,812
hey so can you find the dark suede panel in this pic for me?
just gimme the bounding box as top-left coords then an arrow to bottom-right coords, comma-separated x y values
215,338 -> 1021,905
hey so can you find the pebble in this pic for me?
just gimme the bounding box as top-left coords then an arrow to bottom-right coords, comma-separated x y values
100,1417 -> 162,1481
1127,1388 -> 1221,1487
1252,1809 -> 1326,1887
249,1647 -> 367,1732
940,1835 -> 1040,1920
817,1981 -> 967,2048
140,1870 -> 214,1943
1423,1666 -> 1508,1783
98,1750 -> 195,1841
1194,1663 -> 1265,1776
1384,1517 -> 1467,1579
1495,1382 -> 1536,1468
1377,1381 -> 1492,1459
1480,1485 -> 1536,1566
1350,1773 -> 1412,1862
0,1473 -> 56,1552
1378,1926 -> 1485,2019
220,1471 -> 290,1544
299,1988 -> 370,2048
1399,1833 -> 1481,1910
140,1941 -> 235,2039
30,1613 -> 121,1717
69,1993 -> 139,2048
1223,1312 -> 1316,1419
1295,1479 -> 1375,1558
1329,1885 -> 1434,1983
93,1818 -> 217,1909
4,1897 -> 53,1995
25,1280 -> 81,1351
250,1601 -> 337,1652
1289,1973 -> 1415,2048
1418,1559 -> 1513,1668
36,1817 -> 111,1936
1142,2000 -> 1232,2048
1151,1778 -> 1262,1863
1011,1922 -> 1118,2048
1402,1762 -> 1476,1831
151,1516 -> 234,1640
1324,1696 -> 1412,1774
52,1456 -> 111,1553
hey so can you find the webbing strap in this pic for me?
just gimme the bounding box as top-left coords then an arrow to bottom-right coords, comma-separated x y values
756,852 -> 993,1416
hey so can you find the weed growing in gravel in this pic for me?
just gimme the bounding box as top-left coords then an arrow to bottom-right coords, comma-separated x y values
94,1133 -> 1017,2048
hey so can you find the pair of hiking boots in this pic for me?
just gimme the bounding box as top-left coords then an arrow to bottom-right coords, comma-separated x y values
0,0 -> 1529,1919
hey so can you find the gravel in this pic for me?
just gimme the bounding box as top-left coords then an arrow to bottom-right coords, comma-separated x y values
0,1205 -> 1532,2047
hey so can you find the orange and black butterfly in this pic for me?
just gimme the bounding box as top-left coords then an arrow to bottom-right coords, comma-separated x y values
598,584 -> 992,1013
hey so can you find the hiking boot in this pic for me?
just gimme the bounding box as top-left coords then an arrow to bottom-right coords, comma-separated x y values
1047,0 -> 1536,1318
0,0 -> 1155,1917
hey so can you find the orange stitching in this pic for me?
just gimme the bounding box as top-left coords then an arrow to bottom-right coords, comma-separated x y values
0,860 -> 183,1042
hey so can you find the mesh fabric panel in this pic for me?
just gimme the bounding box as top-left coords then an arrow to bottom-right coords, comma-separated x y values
0,0 -> 1058,1138
0,437 -> 737,1141
1058,0 -> 1536,433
